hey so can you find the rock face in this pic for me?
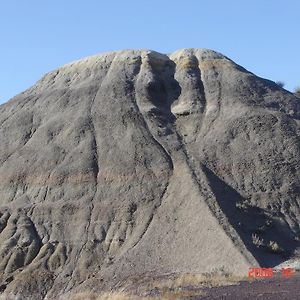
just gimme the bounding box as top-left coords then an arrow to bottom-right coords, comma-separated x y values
0,49 -> 299,299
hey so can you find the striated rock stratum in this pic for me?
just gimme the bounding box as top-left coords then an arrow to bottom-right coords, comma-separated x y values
0,49 -> 299,299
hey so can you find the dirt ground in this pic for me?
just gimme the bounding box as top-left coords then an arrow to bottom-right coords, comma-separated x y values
198,272 -> 300,300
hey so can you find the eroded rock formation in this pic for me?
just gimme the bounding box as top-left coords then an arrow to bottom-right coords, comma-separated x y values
0,49 -> 299,299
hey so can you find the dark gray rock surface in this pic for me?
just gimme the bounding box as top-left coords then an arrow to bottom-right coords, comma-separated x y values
0,49 -> 299,299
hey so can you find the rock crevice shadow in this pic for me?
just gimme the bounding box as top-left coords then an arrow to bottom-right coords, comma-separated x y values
202,164 -> 299,267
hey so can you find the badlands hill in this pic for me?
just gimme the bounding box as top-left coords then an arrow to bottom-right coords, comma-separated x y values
0,49 -> 299,299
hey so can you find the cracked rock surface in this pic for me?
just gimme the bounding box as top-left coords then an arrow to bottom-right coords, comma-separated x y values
0,49 -> 299,299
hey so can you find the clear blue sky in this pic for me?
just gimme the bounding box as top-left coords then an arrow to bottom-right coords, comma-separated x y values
0,0 -> 299,104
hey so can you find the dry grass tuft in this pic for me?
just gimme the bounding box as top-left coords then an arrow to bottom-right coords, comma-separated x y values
64,271 -> 247,300
65,291 -> 148,300
252,233 -> 264,248
68,290 -> 204,300
267,241 -> 283,254
160,272 -> 245,288
295,87 -> 300,97
98,292 -> 148,300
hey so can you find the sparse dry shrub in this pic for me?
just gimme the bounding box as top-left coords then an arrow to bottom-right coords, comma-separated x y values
294,87 -> 300,97
265,219 -> 272,227
66,291 -> 98,300
64,291 -> 149,300
252,233 -> 264,248
64,271 -> 248,300
98,292 -> 147,300
154,271 -> 246,291
267,241 -> 283,254
235,202 -> 248,211
159,287 -> 206,300
276,81 -> 285,88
